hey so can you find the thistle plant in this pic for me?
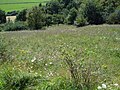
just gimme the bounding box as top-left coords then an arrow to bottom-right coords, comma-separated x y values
60,44 -> 100,90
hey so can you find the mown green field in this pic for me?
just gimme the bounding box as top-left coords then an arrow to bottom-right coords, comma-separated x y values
0,0 -> 49,12
0,25 -> 120,89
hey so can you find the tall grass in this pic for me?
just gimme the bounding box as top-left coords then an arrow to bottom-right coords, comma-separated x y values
0,25 -> 120,89
0,35 -> 8,63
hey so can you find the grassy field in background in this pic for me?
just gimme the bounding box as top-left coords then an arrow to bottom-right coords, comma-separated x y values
0,25 -> 120,89
0,0 -> 49,12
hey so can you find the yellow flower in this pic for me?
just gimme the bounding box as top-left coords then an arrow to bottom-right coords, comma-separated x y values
18,49 -> 27,54
102,64 -> 107,69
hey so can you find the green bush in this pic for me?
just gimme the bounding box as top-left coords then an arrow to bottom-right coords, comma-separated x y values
59,46 -> 100,90
0,67 -> 39,90
0,24 -> 4,32
38,77 -> 78,90
107,8 -> 120,24
74,15 -> 87,27
45,0 -> 62,14
66,8 -> 77,24
45,14 -> 53,27
0,10 -> 6,24
84,1 -> 104,24
45,14 -> 64,26
16,9 -> 27,21
100,0 -> 120,20
0,27 -> 2,32
52,14 -> 64,25
27,6 -> 45,30
3,21 -> 28,31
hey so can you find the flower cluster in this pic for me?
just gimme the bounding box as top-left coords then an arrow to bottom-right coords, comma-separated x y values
97,83 -> 119,90
97,84 -> 107,89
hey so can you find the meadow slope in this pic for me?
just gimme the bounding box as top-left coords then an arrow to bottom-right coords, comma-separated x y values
0,25 -> 120,89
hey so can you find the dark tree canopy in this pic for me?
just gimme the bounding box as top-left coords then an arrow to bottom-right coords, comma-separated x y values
27,6 -> 45,30
1,0 -> 120,31
84,1 -> 104,24
0,10 -> 6,24
45,0 -> 62,14
16,9 -> 27,21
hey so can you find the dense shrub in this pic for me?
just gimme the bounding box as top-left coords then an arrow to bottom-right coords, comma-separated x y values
45,14 -> 53,27
0,27 -> 2,32
59,46 -> 101,90
44,0 -> 119,26
66,8 -> 77,24
100,0 -> 120,18
4,21 -> 28,31
66,0 -> 80,10
45,0 -> 62,14
45,14 -> 64,26
52,14 -> 64,24
38,77 -> 78,90
6,11 -> 18,16
0,10 -> 6,24
60,0 -> 71,7
74,14 -> 87,27
84,1 -> 104,24
0,67 -> 39,90
16,9 -> 27,21
0,24 -> 4,32
61,9 -> 69,17
107,8 -> 120,24
27,6 -> 45,30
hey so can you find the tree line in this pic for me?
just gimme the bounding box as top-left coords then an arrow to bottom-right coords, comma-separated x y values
0,0 -> 120,31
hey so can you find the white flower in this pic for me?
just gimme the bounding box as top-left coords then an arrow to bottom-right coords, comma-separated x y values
114,83 -> 119,86
35,72 -> 38,75
45,63 -> 48,66
49,62 -> 53,65
97,86 -> 102,90
116,38 -> 120,40
31,57 -> 36,62
44,68 -> 47,70
102,84 -> 107,89
49,72 -> 53,76
39,74 -> 42,76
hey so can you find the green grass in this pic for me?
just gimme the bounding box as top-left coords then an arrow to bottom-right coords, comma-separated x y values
0,0 -> 49,12
0,25 -> 120,89
0,0 -> 48,3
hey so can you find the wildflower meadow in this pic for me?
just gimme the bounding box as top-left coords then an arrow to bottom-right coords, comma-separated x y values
0,25 -> 120,90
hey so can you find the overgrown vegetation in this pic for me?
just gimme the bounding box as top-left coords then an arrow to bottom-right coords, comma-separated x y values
0,36 -> 8,63
0,0 -> 120,89
107,8 -> 120,24
0,25 -> 120,90
16,9 -> 27,21
27,6 -> 45,30
0,10 -> 6,24
2,21 -> 28,31
0,66 -> 41,90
